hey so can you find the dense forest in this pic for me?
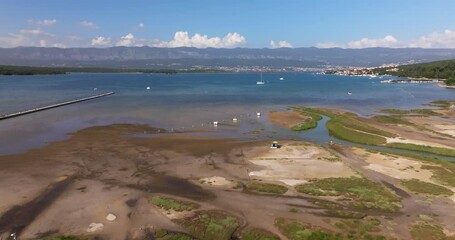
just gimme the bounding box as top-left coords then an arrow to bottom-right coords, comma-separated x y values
0,65 -> 223,75
377,59 -> 455,85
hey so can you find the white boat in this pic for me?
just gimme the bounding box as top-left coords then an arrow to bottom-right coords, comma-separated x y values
279,77 -> 284,80
256,72 -> 265,85
146,86 -> 151,90
348,92 -> 353,95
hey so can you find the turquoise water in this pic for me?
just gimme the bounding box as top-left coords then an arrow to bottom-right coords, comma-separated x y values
0,72 -> 454,154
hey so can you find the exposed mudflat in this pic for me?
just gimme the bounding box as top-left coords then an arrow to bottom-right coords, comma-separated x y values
1,108 -> 455,239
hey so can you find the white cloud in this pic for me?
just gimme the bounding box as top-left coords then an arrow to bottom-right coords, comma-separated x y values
347,35 -> 398,48
315,42 -> 341,48
316,29 -> 455,49
138,23 -> 145,28
116,33 -> 136,46
91,36 -> 111,46
270,40 -> 293,48
0,33 -> 27,47
28,19 -> 57,27
19,28 -> 53,37
409,29 -> 455,48
52,43 -> 66,48
158,31 -> 246,48
80,21 -> 98,29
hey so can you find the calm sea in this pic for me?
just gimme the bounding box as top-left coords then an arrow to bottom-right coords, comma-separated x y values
1,72 -> 454,155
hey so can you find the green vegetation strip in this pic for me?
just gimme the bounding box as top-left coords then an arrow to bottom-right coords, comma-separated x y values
386,143 -> 455,157
291,120 -> 317,131
296,107 -> 395,145
245,182 -> 288,195
410,222 -> 455,240
428,100 -> 455,109
150,196 -> 200,211
295,177 -> 401,212
288,107 -> 324,131
380,108 -> 441,116
333,217 -> 385,240
239,228 -> 280,240
401,179 -> 452,196
174,210 -> 239,240
153,229 -> 193,240
275,218 -> 342,240
0,65 -> 224,75
372,115 -> 414,126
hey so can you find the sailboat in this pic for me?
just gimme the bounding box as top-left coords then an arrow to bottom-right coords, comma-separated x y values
256,72 -> 265,85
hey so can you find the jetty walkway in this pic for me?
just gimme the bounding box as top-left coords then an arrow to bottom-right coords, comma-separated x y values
0,92 -> 115,120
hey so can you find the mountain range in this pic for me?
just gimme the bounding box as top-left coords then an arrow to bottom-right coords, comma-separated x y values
1,47 -> 455,69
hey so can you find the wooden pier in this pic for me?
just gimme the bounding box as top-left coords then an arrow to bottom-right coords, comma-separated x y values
0,92 -> 115,121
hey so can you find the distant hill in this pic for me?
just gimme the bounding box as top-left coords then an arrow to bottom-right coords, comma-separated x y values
377,59 -> 455,86
384,59 -> 455,79
2,47 -> 455,69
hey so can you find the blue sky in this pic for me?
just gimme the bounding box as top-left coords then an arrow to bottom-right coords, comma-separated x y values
1,0 -> 455,48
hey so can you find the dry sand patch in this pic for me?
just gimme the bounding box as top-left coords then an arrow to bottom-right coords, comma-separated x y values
248,142 -> 356,182
386,137 -> 455,149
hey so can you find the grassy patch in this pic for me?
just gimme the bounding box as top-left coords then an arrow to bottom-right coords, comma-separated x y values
174,210 -> 239,240
307,198 -> 343,209
386,143 -> 455,157
295,177 -> 401,212
428,100 -> 454,109
380,108 -> 442,116
297,107 -> 394,145
239,228 -> 280,240
421,165 -> 455,187
410,222 -> 454,240
153,229 -> 193,240
150,196 -> 200,212
401,179 -> 452,196
291,120 -> 317,131
287,108 -> 323,131
364,149 -> 455,188
372,115 -> 413,126
323,210 -> 366,219
326,120 -> 387,145
275,218 -> 342,240
245,182 -> 288,195
335,217 -> 383,239
292,107 -> 323,121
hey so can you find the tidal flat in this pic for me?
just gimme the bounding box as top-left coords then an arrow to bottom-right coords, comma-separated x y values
1,100 -> 455,239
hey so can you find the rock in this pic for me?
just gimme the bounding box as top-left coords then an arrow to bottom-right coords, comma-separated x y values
87,222 -> 104,232
106,213 -> 117,221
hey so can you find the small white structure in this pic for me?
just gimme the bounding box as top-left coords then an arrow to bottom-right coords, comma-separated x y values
256,112 -> 261,117
233,117 -> 238,122
146,86 -> 151,90
271,141 -> 279,149
213,121 -> 219,126
106,213 -> 117,221
87,222 -> 104,232
450,104 -> 455,109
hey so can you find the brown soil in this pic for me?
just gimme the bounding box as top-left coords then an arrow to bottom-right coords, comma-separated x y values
268,111 -> 309,128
